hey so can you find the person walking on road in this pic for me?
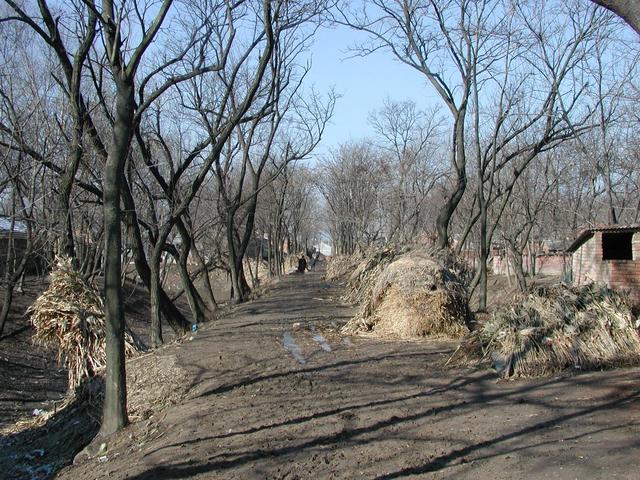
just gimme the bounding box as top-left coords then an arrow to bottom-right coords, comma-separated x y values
297,254 -> 308,273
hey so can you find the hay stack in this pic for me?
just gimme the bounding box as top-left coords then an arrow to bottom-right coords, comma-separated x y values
29,256 -> 140,390
342,249 -> 471,339
325,253 -> 363,281
451,284 -> 640,377
343,245 -> 409,304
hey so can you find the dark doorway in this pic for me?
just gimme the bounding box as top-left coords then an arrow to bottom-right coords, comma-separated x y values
602,232 -> 633,260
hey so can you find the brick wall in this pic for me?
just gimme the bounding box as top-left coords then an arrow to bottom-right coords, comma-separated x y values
536,255 -> 567,276
572,232 -> 640,305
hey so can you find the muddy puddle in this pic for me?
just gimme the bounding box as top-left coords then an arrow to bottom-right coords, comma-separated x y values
282,332 -> 306,364
310,329 -> 332,352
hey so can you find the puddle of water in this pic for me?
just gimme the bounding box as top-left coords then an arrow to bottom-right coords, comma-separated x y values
282,332 -> 306,364
312,332 -> 332,352
342,337 -> 354,347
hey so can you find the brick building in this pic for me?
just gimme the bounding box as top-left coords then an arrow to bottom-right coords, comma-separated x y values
567,225 -> 640,305
0,217 -> 28,276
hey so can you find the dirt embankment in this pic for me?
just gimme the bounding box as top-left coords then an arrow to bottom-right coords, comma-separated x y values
0,274 -> 196,480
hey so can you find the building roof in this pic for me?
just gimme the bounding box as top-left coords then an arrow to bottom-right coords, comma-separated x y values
566,224 -> 640,253
0,216 -> 28,239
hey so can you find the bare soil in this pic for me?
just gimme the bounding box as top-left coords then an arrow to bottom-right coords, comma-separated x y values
45,270 -> 640,479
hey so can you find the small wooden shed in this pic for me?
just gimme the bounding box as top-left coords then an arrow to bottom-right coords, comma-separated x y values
567,225 -> 640,305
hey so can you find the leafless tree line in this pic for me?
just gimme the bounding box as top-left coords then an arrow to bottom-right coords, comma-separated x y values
320,0 -> 639,311
0,0 -> 334,434
0,0 -> 638,437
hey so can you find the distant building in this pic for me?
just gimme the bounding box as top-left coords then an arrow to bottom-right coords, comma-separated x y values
0,216 -> 29,276
567,224 -> 640,305
316,239 -> 332,257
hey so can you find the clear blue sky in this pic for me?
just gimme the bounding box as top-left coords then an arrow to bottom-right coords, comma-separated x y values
305,24 -> 441,159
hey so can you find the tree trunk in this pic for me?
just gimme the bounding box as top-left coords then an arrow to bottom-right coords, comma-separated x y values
229,257 -> 243,304
268,224 -> 274,276
121,180 -> 191,334
435,112 -> 467,250
175,221 -> 208,323
508,245 -> 528,292
226,215 -> 248,304
0,286 -> 13,338
590,0 -> 640,35
477,191 -> 489,312
255,236 -> 262,286
176,252 -> 205,324
101,77 -> 133,436
191,241 -> 217,310
0,201 -> 17,339
478,244 -> 488,311
57,119 -> 84,262
0,187 -> 34,337
149,248 -> 163,348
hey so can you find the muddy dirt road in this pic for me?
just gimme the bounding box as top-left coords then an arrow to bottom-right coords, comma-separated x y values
58,271 -> 640,479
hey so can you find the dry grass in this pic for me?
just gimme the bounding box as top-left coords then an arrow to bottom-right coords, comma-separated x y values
325,253 -> 364,281
342,249 -> 471,339
28,256 -> 140,390
1,351 -> 190,437
243,258 -> 270,284
343,245 -> 410,304
450,283 -> 640,377
127,353 -> 190,421
0,344 -> 191,479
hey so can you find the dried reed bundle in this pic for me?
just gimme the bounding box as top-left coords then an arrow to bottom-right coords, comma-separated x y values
325,253 -> 364,281
450,284 -> 640,377
29,256 -> 139,390
342,245 -> 410,304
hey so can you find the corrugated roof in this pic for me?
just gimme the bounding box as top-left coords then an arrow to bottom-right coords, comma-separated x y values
566,224 -> 640,253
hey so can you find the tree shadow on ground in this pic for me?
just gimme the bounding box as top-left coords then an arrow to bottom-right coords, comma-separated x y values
372,389 -> 639,479
0,379 -> 102,480
153,371 -> 489,454
122,369 -> 640,480
195,349 -> 457,398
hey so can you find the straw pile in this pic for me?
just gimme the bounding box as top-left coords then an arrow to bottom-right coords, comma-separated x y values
28,256 -> 140,390
342,249 -> 471,339
343,245 -> 410,304
450,283 -> 640,377
325,253 -> 364,281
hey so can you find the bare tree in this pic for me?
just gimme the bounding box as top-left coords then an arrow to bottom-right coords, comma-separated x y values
0,0 -> 98,261
336,0 -> 500,248
0,157 -> 41,337
318,140 -> 387,254
458,1 -> 614,306
368,98 -> 445,243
